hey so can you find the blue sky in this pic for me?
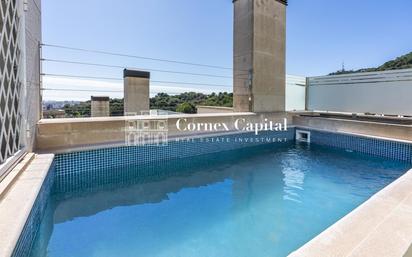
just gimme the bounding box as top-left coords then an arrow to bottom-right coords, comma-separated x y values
41,0 -> 412,100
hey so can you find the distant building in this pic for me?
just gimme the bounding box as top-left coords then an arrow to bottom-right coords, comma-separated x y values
42,100 -> 81,110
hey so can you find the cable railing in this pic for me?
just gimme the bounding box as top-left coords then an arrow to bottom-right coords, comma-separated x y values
41,58 -> 241,79
40,43 -> 239,119
41,43 -> 249,72
41,73 -> 234,88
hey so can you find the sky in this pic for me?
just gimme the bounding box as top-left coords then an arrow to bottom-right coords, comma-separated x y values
41,0 -> 412,101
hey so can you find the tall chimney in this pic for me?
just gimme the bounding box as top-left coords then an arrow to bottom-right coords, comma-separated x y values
233,0 -> 287,112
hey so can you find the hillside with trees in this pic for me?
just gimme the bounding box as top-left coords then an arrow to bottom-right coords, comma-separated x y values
53,92 -> 233,118
150,92 -> 232,113
329,51 -> 412,75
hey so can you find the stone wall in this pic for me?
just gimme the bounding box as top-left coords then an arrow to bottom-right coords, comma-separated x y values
36,112 -> 292,152
196,106 -> 234,114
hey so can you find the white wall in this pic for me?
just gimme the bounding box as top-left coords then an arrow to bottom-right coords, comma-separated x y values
286,75 -> 306,111
23,0 -> 42,151
307,69 -> 412,116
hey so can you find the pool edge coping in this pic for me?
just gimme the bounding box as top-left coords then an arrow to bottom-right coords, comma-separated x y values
288,167 -> 412,257
0,154 -> 54,257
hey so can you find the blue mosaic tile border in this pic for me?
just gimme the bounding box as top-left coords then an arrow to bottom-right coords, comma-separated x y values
54,130 -> 295,177
299,128 -> 412,163
11,161 -> 56,257
54,142 -> 292,195
53,128 -> 412,194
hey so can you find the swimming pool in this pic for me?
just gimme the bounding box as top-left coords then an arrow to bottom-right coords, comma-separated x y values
27,140 -> 410,257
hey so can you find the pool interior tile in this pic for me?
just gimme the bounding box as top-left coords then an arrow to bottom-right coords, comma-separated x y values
9,128 -> 412,257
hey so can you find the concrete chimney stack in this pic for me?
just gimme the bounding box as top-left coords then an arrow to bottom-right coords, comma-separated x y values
91,96 -> 110,117
233,0 -> 287,112
123,69 -> 150,115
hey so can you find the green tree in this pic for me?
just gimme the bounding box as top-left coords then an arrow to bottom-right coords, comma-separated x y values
110,98 -> 124,116
176,102 -> 196,113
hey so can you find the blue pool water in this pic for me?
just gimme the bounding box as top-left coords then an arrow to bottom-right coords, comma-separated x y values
29,143 -> 410,257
